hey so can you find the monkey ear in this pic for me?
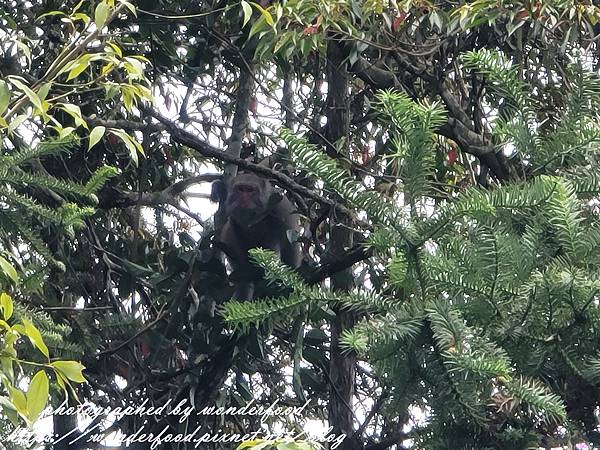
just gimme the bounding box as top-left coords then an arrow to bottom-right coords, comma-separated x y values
210,180 -> 226,203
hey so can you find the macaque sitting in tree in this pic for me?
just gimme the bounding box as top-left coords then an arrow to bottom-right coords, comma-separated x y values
211,172 -> 302,300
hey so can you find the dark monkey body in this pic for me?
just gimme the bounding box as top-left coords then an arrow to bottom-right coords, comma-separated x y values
211,172 -> 302,300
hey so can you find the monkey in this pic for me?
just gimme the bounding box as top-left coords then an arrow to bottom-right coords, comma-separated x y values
211,172 -> 302,300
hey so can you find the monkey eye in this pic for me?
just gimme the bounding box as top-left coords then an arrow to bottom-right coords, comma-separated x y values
236,184 -> 256,193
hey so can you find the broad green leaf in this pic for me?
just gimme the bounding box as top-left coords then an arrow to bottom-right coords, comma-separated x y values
22,319 -> 49,358
88,126 -> 106,150
59,127 -> 76,139
241,1 -> 253,27
0,255 -> 18,284
250,2 -> 274,26
123,57 -> 144,79
109,129 -> 144,165
4,330 -> 18,356
8,114 -> 29,134
9,78 -> 42,111
296,444 -> 316,450
37,82 -> 52,101
0,80 -> 10,115
1,292 -> 13,320
51,361 -> 86,383
94,1 -> 110,28
8,387 -> 26,414
129,54 -> 151,63
59,103 -> 88,129
101,62 -> 115,76
277,443 -> 308,450
1,357 -> 14,382
67,54 -> 93,80
248,15 -> 267,39
26,371 -> 49,423
106,42 -> 122,57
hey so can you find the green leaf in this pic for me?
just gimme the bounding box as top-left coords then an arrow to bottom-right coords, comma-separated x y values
250,2 -> 274,26
71,12 -> 91,25
67,54 -> 93,81
59,126 -> 76,139
241,1 -> 253,27
8,114 -> 28,134
1,356 -> 13,381
1,293 -> 14,321
72,0 -> 85,13
0,396 -> 20,426
36,10 -> 66,20
37,82 -> 52,101
59,103 -> 88,129
26,371 -> 49,423
94,1 -> 110,28
22,319 -> 49,358
0,256 -> 18,284
109,129 -> 144,165
106,42 -> 123,57
248,15 -> 267,39
8,387 -> 26,415
0,80 -> 10,115
88,126 -> 106,150
51,361 -> 86,383
118,0 -> 137,16
9,77 -> 43,111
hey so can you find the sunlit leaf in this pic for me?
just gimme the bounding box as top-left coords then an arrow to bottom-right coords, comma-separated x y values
0,256 -> 18,284
22,319 -> 49,358
51,361 -> 86,383
241,1 -> 253,27
88,126 -> 106,150
9,77 -> 43,111
0,80 -> 10,115
26,371 -> 49,423
95,1 -> 110,28
1,292 -> 14,320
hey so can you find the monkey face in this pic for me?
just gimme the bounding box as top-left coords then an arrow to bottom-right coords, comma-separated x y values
225,173 -> 272,226
232,182 -> 261,208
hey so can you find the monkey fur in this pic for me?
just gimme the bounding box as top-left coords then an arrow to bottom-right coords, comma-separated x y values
211,172 -> 301,300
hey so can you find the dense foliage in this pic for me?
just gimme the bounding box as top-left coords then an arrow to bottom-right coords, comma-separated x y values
3,0 -> 600,449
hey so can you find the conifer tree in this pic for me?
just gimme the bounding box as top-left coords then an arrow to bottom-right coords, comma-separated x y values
223,50 -> 600,449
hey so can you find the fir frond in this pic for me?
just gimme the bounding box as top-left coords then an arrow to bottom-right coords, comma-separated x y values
0,137 -> 76,168
505,377 -> 567,424
1,190 -> 65,225
544,178 -> 582,258
341,311 -> 422,354
84,165 -> 119,195
373,90 -> 446,203
281,128 -> 410,234
249,248 -> 305,289
220,291 -> 309,332
462,49 -> 537,154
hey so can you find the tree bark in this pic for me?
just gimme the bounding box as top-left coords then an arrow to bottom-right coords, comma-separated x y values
325,39 -> 362,450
